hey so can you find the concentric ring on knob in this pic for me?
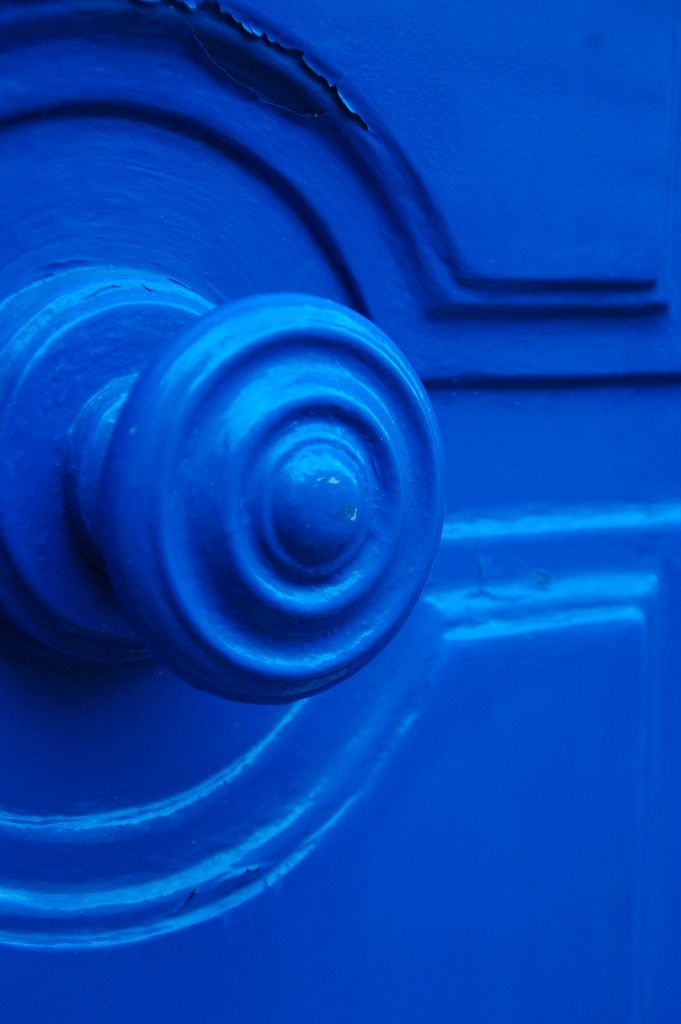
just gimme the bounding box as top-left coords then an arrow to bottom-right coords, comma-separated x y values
103,295 -> 444,702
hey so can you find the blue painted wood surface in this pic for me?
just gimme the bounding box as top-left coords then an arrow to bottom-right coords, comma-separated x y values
0,1 -> 679,1021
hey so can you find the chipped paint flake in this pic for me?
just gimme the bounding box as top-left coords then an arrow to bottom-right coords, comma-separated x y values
131,0 -> 370,129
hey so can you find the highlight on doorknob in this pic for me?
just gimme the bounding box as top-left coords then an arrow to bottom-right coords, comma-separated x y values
0,276 -> 444,702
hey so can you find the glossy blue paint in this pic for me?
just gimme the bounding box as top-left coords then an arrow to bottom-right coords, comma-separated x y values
0,1 -> 680,1022
73,293 -> 444,701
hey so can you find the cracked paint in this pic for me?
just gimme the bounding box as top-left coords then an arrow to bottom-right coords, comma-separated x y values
131,0 -> 370,129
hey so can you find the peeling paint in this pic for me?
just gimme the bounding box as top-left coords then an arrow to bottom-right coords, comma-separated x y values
130,0 -> 370,129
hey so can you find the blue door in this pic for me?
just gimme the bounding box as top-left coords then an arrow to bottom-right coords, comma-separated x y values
0,2 -> 679,1021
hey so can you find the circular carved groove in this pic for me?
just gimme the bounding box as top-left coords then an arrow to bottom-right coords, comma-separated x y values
0,0 -> 445,949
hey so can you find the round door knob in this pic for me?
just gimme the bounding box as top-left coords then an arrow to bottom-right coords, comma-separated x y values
0,282 -> 444,702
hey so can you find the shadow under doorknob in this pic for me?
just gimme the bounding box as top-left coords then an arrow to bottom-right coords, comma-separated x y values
0,276 -> 444,702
